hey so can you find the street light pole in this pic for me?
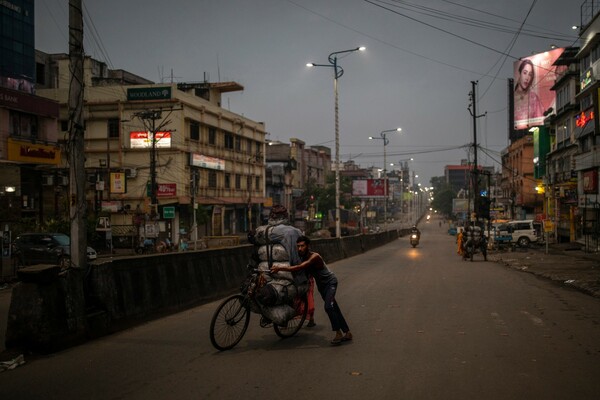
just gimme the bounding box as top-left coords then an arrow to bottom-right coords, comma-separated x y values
391,158 -> 413,228
369,128 -> 401,231
307,46 -> 365,238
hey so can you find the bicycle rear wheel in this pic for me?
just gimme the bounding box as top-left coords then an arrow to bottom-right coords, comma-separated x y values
274,295 -> 308,338
210,295 -> 250,351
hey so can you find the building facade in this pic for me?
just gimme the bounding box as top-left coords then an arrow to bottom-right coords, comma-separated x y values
0,2 -> 62,234
572,3 -> 600,249
501,135 -> 536,220
36,53 -> 267,245
265,138 -> 331,230
545,47 -> 580,242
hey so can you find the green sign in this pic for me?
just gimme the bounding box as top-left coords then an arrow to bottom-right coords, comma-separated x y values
163,206 -> 175,219
127,87 -> 172,101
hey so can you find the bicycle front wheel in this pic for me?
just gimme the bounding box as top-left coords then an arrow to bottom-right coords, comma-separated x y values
210,294 -> 250,351
274,295 -> 308,338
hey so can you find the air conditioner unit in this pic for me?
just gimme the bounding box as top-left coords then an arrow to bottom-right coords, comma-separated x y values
42,176 -> 54,186
125,168 -> 137,178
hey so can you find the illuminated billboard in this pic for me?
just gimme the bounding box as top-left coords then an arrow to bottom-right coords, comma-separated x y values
352,179 -> 388,198
513,48 -> 564,130
130,131 -> 171,148
190,153 -> 225,170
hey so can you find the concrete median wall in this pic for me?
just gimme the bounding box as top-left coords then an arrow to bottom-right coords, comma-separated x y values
5,231 -> 399,352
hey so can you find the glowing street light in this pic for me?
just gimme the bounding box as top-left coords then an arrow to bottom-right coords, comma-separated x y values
369,128 -> 402,230
307,46 -> 366,238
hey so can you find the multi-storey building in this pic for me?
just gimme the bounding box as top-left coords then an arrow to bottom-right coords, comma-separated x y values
501,135 -> 536,220
0,1 -> 62,230
36,52 -> 267,245
265,138 -> 331,229
571,1 -> 600,248
545,47 -> 580,242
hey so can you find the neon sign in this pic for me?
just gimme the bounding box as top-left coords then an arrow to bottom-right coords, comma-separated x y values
576,111 -> 594,128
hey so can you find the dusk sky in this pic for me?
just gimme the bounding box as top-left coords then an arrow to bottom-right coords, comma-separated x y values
35,0 -> 580,185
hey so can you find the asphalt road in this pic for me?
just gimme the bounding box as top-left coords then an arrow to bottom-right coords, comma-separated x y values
1,217 -> 599,399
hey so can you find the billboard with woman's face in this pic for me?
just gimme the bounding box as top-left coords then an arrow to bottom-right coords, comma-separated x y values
513,48 -> 565,130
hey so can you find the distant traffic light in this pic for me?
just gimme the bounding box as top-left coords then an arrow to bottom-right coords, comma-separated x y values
478,196 -> 491,220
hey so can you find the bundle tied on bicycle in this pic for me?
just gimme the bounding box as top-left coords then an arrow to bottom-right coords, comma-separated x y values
247,224 -> 309,326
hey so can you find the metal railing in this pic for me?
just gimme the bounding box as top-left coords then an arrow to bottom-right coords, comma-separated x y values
581,0 -> 600,30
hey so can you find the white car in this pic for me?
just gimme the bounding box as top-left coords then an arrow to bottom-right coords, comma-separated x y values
495,220 -> 540,247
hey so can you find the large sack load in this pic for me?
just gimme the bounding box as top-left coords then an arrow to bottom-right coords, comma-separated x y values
255,278 -> 298,306
261,304 -> 297,326
257,261 -> 293,281
258,243 -> 288,262
253,225 -> 273,246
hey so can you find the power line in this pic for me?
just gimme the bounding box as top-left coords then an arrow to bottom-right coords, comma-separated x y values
364,0 -> 529,60
381,0 -> 576,41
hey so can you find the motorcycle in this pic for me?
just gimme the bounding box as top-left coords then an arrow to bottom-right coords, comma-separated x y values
410,233 -> 419,248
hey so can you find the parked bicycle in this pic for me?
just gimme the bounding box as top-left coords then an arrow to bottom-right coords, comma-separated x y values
209,267 -> 308,351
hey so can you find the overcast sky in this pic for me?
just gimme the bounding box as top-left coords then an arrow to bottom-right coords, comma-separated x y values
35,0 -> 580,185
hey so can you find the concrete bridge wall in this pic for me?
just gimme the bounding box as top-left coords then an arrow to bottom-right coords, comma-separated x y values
5,230 -> 405,352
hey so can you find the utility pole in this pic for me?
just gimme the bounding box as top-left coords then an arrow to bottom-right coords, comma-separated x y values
134,110 -> 163,216
191,169 -> 198,250
469,81 -> 486,227
68,0 -> 87,269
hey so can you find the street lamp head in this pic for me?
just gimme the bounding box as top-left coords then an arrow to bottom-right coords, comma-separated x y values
369,136 -> 375,140
358,46 -> 366,51
306,63 -> 315,67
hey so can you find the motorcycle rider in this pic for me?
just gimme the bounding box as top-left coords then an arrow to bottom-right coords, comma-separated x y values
410,225 -> 421,240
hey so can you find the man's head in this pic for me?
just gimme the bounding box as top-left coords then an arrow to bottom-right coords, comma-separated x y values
296,235 -> 311,256
268,204 -> 289,223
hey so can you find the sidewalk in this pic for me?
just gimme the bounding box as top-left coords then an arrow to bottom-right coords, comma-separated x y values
487,243 -> 600,298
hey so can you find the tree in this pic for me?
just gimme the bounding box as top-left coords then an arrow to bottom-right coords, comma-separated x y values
312,174 -> 355,226
429,176 -> 456,217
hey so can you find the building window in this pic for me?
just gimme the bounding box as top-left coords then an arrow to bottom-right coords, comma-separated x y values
208,127 -> 216,145
61,120 -> 68,131
581,94 -> 593,110
190,120 -> 200,141
581,53 -> 591,72
593,44 -> 600,65
581,136 -> 591,153
9,111 -> 37,138
556,85 -> 570,111
224,132 -> 234,149
108,118 -> 119,138
225,173 -> 231,189
36,62 -> 45,85
235,174 -> 241,189
255,176 -> 260,190
235,136 -> 242,151
247,139 -> 253,154
246,176 -> 252,190
208,171 -> 217,188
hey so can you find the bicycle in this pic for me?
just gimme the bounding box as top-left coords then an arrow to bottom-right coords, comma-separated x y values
209,268 -> 308,351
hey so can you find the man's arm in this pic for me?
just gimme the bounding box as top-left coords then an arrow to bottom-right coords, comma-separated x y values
271,252 -> 324,273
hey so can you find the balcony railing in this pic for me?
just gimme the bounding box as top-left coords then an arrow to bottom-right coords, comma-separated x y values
581,0 -> 600,30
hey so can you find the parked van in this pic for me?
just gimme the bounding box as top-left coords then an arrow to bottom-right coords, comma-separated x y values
495,220 -> 540,247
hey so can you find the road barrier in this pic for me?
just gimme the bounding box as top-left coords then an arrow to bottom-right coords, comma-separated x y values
5,230 -> 401,353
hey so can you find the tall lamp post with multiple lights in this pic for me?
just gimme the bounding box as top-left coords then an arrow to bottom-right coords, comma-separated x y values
307,46 -> 365,238
369,128 -> 401,231
391,157 -> 413,226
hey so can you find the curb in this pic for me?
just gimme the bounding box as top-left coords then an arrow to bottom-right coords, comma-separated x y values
488,247 -> 600,298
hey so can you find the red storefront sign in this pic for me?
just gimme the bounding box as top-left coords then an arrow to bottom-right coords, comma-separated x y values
583,169 -> 598,194
157,183 -> 176,197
